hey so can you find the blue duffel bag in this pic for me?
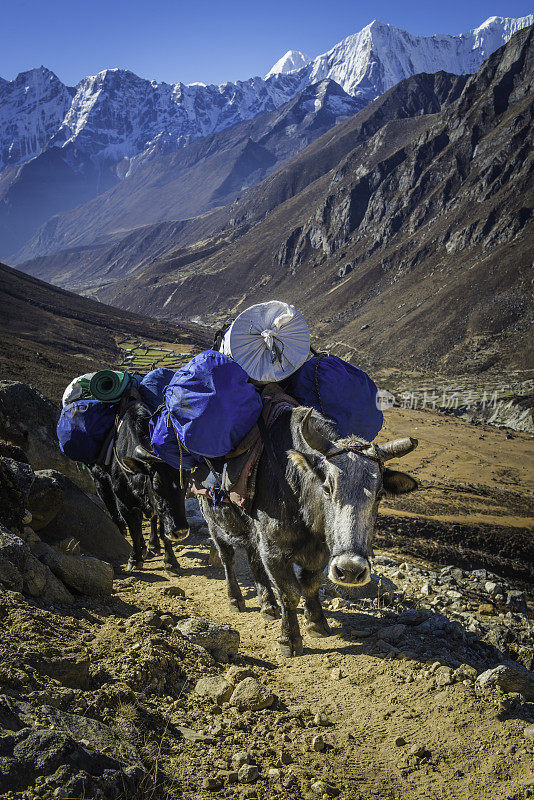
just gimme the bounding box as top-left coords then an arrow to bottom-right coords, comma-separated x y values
57,398 -> 118,464
150,350 -> 263,464
138,368 -> 175,412
285,355 -> 383,441
149,408 -> 203,470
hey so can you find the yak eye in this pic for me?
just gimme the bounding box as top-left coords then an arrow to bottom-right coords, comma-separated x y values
322,483 -> 332,497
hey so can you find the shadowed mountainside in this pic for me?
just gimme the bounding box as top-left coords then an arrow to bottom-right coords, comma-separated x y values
93,27 -> 534,375
12,81 -> 362,263
0,263 -> 209,402
19,71 -> 468,291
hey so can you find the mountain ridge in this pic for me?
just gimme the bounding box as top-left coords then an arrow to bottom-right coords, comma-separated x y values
1,14 -> 531,259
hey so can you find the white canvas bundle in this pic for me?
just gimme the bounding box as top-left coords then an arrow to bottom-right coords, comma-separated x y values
61,373 -> 95,407
221,301 -> 310,383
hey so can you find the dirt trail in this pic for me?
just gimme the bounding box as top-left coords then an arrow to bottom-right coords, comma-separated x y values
119,405 -> 534,798
127,529 -> 533,800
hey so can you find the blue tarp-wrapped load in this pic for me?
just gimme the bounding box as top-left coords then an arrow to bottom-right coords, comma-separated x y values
150,351 -> 263,469
138,368 -> 175,412
58,368 -> 173,466
285,355 -> 383,441
57,398 -> 118,465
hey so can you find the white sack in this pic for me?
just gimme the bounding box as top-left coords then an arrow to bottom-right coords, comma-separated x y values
221,301 -> 310,383
62,373 -> 95,407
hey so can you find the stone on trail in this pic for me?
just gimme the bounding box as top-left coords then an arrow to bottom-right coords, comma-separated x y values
0,524 -> 73,604
378,624 -> 407,644
506,590 -> 527,613
37,470 -> 131,566
32,541 -> 114,595
26,470 -> 63,530
175,617 -> 240,658
237,763 -> 258,783
229,677 -> 274,711
476,664 -> 534,700
194,675 -> 234,705
523,724 -> 534,740
232,752 -> 251,768
162,585 -> 186,598
225,666 -> 255,685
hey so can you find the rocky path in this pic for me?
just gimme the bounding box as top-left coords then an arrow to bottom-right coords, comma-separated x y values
104,513 -> 533,800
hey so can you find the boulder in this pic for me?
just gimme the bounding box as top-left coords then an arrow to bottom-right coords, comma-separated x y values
26,470 -> 63,530
0,524 -> 73,604
194,675 -> 234,704
0,381 -> 94,493
32,541 -> 114,595
476,664 -> 534,700
37,471 -> 131,566
229,677 -> 274,711
0,726 -> 143,795
175,617 -> 240,659
0,697 -> 138,763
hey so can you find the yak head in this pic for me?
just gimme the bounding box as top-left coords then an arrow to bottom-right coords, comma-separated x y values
288,408 -> 418,587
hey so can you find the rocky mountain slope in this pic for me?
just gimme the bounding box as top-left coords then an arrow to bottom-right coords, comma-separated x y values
18,70 -> 468,291
1,15 -> 531,259
14,80 -> 362,262
0,262 -> 208,402
85,25 -> 532,375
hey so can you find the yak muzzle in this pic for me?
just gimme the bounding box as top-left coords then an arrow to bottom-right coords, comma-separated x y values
328,554 -> 371,586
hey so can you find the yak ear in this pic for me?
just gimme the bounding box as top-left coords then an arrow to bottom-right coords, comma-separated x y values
288,450 -> 323,481
383,468 -> 418,495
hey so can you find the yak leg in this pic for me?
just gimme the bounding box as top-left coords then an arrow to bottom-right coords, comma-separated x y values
300,568 -> 331,637
244,544 -> 279,618
208,527 -> 245,612
159,518 -> 181,575
147,515 -> 162,556
120,505 -> 146,571
262,557 -> 303,657
169,488 -> 190,541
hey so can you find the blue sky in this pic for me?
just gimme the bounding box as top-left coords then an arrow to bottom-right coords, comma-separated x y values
2,0 -> 532,86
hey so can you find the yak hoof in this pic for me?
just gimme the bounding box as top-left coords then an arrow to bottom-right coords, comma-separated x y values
170,528 -> 190,542
278,637 -> 304,658
229,597 -> 246,613
306,620 -> 331,638
164,562 -> 181,576
126,558 -> 144,572
261,603 -> 280,619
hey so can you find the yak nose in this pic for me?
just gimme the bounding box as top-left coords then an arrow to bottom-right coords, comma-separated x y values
328,554 -> 371,586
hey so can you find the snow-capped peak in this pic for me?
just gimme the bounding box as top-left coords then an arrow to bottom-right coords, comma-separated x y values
266,50 -> 311,78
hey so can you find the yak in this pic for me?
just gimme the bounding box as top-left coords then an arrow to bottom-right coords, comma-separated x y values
201,405 -> 418,656
92,403 -> 189,574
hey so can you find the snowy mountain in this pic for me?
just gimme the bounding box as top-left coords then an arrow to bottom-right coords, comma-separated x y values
265,50 -> 311,77
297,15 -> 534,98
0,14 -> 532,259
2,15 -> 531,174
0,67 -> 74,168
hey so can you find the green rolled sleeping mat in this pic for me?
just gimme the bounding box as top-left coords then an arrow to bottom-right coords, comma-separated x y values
89,370 -> 131,403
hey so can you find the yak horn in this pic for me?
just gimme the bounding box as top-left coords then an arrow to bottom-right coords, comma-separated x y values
366,437 -> 418,461
300,408 -> 334,455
